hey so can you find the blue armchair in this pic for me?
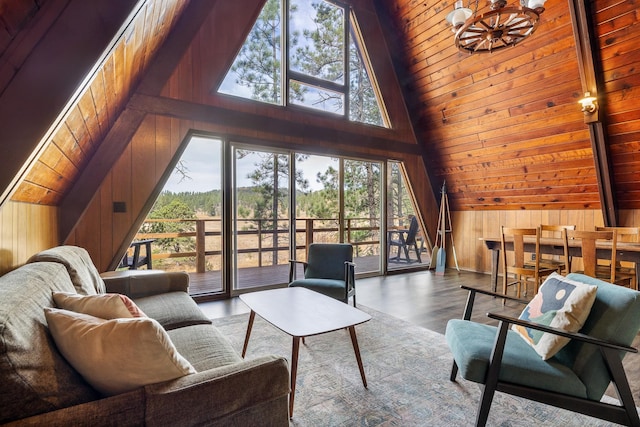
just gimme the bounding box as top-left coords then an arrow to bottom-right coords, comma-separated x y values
288,243 -> 356,306
445,273 -> 640,426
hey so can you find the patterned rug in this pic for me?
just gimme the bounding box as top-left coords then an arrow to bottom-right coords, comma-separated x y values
211,306 -> 627,426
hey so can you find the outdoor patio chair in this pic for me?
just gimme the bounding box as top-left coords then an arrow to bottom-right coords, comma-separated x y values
445,273 -> 640,427
388,216 -> 422,263
288,243 -> 356,306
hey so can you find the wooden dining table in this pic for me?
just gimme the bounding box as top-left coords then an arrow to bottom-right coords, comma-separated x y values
482,236 -> 640,291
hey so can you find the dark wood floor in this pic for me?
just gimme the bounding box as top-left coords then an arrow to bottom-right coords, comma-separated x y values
197,268 -> 640,400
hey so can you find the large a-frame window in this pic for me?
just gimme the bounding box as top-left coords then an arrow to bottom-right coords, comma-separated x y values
219,0 -> 387,127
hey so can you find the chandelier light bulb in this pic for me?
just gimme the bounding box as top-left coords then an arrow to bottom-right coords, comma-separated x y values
446,0 -> 473,30
526,0 -> 547,9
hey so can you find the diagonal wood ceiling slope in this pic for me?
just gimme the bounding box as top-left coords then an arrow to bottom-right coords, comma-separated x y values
376,0 -> 640,211
7,0 -> 188,205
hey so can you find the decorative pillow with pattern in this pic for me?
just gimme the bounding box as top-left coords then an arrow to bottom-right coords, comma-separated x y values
44,308 -> 196,396
53,292 -> 146,319
512,272 -> 597,360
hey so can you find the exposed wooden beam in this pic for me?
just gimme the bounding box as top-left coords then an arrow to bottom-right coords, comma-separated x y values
568,0 -> 617,226
128,93 -> 422,157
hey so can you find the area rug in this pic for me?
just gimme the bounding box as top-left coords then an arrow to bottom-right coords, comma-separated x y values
212,306 -> 628,426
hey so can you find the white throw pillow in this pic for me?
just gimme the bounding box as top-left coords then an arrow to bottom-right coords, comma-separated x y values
44,308 -> 196,396
52,292 -> 146,319
512,272 -> 597,360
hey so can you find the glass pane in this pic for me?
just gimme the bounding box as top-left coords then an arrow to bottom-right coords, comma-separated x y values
137,136 -> 223,295
233,147 -> 290,290
349,28 -> 385,126
344,159 -> 382,274
289,79 -> 344,114
218,0 -> 282,104
386,161 -> 428,270
289,0 -> 344,85
293,155 -> 340,268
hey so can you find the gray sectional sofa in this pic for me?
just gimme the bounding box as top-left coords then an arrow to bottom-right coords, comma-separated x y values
0,246 -> 290,426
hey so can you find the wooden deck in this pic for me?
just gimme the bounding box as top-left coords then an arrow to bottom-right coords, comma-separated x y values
187,253 -> 430,296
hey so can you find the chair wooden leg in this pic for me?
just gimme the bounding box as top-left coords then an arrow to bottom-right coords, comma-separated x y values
602,347 -> 640,426
476,321 -> 509,427
475,384 -> 495,427
450,361 -> 459,381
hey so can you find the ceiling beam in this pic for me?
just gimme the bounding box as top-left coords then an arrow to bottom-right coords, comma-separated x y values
568,0 -> 617,226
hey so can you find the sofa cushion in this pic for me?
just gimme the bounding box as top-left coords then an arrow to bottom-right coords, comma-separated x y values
0,263 -> 100,424
168,324 -> 242,371
512,272 -> 597,360
53,291 -> 146,319
45,308 -> 197,396
134,292 -> 212,330
28,245 -> 106,294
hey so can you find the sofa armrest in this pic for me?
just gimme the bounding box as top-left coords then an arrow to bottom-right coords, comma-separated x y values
101,270 -> 189,298
144,355 -> 290,425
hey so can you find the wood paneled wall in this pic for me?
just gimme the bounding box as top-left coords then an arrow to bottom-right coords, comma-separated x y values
0,201 -> 58,274
382,0 -> 640,212
447,208 -> 640,274
595,0 -> 640,209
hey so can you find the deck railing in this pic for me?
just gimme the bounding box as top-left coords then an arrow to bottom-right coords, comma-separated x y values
132,217 -> 401,273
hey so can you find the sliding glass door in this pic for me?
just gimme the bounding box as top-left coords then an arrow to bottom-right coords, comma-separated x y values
344,159 -> 382,275
232,146 -> 291,291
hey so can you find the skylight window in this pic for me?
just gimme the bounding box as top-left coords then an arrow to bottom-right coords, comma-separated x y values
219,0 -> 386,127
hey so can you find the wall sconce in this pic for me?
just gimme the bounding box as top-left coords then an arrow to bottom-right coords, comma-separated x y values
579,92 -> 598,114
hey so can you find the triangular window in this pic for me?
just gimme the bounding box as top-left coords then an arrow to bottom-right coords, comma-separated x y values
218,0 -> 387,127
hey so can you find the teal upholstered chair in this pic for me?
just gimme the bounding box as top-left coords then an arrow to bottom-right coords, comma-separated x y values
288,243 -> 356,306
445,273 -> 640,427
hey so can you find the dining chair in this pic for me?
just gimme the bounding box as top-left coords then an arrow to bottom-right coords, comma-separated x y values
564,229 -> 631,287
535,224 -> 575,274
595,226 -> 640,290
500,227 -> 557,298
288,243 -> 356,306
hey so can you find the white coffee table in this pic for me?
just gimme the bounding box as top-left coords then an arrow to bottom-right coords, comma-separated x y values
239,287 -> 371,417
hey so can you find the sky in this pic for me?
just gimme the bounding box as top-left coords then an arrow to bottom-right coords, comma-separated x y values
162,136 -> 338,194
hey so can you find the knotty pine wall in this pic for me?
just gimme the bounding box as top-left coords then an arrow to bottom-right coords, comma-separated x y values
449,208 -> 640,275
0,201 -> 58,274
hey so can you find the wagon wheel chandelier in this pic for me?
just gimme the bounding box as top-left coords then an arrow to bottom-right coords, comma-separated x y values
445,0 -> 547,53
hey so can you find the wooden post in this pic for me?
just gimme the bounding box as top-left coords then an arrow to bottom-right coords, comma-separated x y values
305,218 -> 314,254
196,220 -> 205,273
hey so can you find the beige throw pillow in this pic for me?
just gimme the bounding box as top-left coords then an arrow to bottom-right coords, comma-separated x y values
512,272 -> 597,360
44,308 -> 196,396
53,291 -> 146,319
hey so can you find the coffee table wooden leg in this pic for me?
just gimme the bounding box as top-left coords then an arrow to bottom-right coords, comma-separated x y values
242,310 -> 256,358
349,326 -> 367,388
289,336 -> 301,418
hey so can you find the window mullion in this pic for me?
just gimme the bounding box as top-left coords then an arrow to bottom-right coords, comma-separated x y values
343,4 -> 350,120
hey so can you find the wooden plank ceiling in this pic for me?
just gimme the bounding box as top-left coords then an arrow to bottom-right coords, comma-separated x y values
3,0 -> 640,215
7,0 -> 188,205
378,0 -> 640,211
